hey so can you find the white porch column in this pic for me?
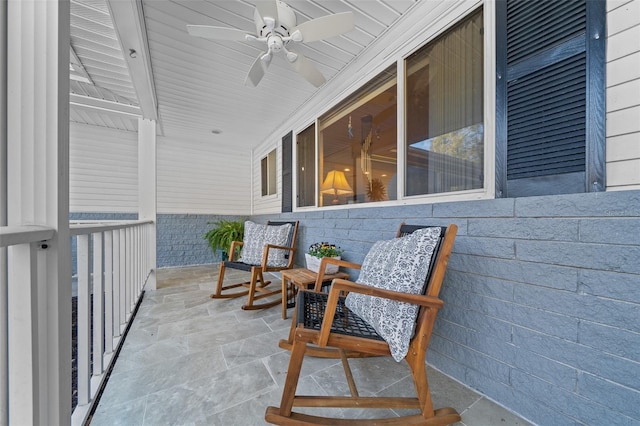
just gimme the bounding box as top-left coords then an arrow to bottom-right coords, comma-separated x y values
5,0 -> 71,424
138,118 -> 157,290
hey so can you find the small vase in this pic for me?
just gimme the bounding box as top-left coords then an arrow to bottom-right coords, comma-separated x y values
305,253 -> 340,274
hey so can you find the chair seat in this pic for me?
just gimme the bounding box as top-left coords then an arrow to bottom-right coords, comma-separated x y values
223,260 -> 256,272
297,291 -> 385,342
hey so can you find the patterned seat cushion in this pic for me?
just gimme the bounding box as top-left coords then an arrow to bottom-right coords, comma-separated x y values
344,227 -> 440,361
238,221 -> 292,267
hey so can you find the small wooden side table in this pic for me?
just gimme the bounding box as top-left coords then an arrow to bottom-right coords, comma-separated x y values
281,268 -> 349,319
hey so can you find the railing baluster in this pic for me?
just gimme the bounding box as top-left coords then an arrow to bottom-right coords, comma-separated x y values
92,233 -> 104,376
125,227 -> 132,318
119,229 -> 126,333
136,227 -> 141,296
76,234 -> 91,406
112,229 -> 121,336
104,231 -> 114,354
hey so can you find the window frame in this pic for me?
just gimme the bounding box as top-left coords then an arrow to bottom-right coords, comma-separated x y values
289,3 -> 495,211
260,148 -> 277,197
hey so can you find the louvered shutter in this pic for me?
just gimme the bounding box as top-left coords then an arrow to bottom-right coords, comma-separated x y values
495,0 -> 605,197
282,132 -> 293,212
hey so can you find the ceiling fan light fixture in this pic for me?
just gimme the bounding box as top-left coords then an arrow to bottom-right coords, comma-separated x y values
290,29 -> 303,42
260,51 -> 272,64
286,51 -> 298,62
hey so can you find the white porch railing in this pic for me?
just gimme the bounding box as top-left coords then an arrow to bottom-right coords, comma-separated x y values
1,220 -> 154,425
69,220 -> 153,425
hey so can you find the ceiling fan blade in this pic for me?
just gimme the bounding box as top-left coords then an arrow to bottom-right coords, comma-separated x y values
245,53 -> 269,87
255,0 -> 279,25
293,12 -> 355,43
289,52 -> 326,87
187,25 -> 250,41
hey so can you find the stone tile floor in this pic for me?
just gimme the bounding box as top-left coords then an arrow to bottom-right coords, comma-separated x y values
89,265 -> 534,426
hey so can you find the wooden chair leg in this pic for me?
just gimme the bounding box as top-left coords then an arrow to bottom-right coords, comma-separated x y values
278,333 -> 307,417
243,266 -> 261,307
213,261 -> 225,296
339,349 -> 359,397
210,262 -> 251,299
407,351 -> 435,418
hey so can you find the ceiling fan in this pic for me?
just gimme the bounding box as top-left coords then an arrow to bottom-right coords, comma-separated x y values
187,0 -> 355,87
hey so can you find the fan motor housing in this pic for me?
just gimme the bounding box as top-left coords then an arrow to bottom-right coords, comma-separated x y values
254,0 -> 296,38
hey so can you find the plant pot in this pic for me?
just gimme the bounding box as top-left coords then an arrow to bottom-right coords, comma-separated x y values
305,253 -> 340,274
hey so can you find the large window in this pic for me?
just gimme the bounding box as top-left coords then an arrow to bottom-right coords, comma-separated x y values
296,124 -> 316,207
318,65 -> 397,206
405,9 -> 484,196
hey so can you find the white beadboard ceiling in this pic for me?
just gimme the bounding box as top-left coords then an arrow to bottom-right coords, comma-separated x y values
69,0 -> 418,146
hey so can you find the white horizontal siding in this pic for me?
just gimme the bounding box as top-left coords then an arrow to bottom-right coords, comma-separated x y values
71,122 -> 253,215
606,0 -> 640,190
70,122 -> 138,212
157,134 -> 252,214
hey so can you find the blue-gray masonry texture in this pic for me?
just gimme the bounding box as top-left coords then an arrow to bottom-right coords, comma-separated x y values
75,189 -> 640,425
252,190 -> 640,426
156,214 -> 247,267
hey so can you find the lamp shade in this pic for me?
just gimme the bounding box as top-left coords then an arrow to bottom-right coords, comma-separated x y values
320,170 -> 353,195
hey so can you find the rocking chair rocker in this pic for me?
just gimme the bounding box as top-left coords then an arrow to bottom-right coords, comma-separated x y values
266,224 -> 460,425
212,220 -> 299,310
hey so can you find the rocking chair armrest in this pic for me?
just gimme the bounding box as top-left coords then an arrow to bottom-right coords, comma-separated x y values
332,279 -> 444,308
228,241 -> 244,262
264,243 -> 295,252
317,279 -> 444,347
260,244 -> 296,267
314,258 -> 362,292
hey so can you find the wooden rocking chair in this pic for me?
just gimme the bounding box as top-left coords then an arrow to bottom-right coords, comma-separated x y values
278,222 -> 428,357
212,220 -> 299,310
266,224 -> 460,425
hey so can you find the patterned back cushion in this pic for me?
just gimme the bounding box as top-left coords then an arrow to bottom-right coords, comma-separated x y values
238,221 -> 292,267
344,227 -> 441,361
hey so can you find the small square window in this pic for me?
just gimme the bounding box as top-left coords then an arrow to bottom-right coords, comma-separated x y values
261,149 -> 277,196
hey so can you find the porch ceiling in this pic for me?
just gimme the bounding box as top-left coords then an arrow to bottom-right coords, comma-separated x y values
69,0 -> 419,148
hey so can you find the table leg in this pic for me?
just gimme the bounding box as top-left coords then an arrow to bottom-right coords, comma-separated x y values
281,276 -> 288,319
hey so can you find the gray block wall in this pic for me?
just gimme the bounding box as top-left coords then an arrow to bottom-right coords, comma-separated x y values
75,189 -> 640,425
156,214 -> 246,267
252,190 -> 640,426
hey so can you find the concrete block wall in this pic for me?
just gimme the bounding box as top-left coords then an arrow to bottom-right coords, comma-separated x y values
156,214 -> 246,267
252,190 -> 640,426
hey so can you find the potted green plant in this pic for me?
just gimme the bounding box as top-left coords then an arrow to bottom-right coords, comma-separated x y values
203,219 -> 245,261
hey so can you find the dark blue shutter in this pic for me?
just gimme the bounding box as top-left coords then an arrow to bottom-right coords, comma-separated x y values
495,0 -> 605,197
282,132 -> 293,212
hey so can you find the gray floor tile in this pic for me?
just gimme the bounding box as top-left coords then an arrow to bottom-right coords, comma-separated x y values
90,265 -> 534,426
